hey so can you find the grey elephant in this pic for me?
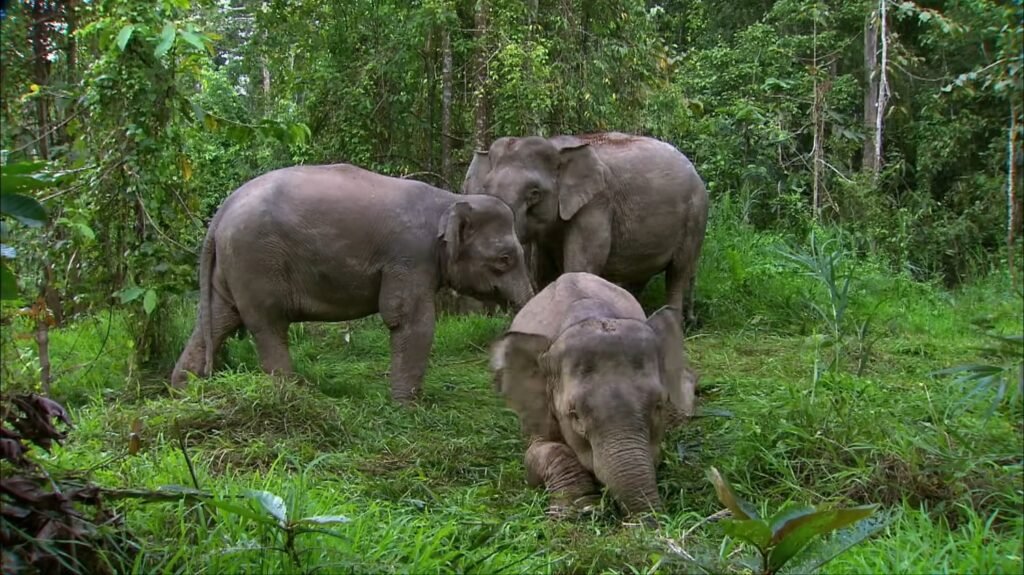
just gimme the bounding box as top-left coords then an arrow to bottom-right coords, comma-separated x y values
490,272 -> 698,519
171,163 -> 534,402
463,132 -> 709,323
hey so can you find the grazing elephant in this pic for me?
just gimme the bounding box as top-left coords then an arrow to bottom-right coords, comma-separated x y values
171,163 -> 534,402
490,272 -> 698,520
463,132 -> 709,323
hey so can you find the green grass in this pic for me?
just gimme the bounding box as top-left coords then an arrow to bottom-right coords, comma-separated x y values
3,222 -> 1022,574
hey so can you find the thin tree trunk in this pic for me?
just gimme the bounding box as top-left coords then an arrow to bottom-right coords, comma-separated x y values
863,9 -> 879,172
873,0 -> 890,178
1008,101 -> 1021,289
31,0 -> 51,160
441,28 -> 453,189
426,27 -> 436,177
472,0 -> 490,151
34,297 -> 52,395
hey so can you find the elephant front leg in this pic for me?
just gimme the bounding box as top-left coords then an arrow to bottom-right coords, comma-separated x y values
561,205 -> 611,275
380,280 -> 436,404
525,440 -> 600,517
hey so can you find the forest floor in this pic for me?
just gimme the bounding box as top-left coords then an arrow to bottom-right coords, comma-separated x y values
4,226 -> 1023,574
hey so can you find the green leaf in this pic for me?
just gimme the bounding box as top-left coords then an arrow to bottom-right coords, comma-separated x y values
0,263 -> 17,300
247,490 -> 287,523
298,514 -> 351,525
179,29 -> 206,52
786,509 -> 892,574
143,289 -> 158,315
119,286 -> 145,304
0,193 -> 47,227
707,467 -> 760,520
154,22 -> 176,58
767,505 -> 877,572
202,498 -> 279,526
116,24 -> 136,51
720,518 -> 772,551
0,161 -> 48,175
768,504 -> 817,541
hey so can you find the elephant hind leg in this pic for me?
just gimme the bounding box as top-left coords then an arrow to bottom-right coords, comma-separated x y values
666,247 -> 701,326
525,440 -> 600,517
244,316 -> 294,378
171,294 -> 242,388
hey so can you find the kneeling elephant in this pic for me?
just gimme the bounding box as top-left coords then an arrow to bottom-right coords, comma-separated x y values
490,272 -> 699,520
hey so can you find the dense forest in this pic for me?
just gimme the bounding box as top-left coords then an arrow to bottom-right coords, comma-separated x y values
1,1 -> 1022,574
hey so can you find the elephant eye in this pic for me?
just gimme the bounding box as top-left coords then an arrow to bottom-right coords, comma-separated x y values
526,187 -> 542,205
493,252 -> 513,272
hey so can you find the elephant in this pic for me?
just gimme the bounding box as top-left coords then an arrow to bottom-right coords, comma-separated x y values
490,272 -> 699,520
463,132 -> 709,324
171,163 -> 535,403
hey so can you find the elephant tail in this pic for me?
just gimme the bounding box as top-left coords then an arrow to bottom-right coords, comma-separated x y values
200,209 -> 222,378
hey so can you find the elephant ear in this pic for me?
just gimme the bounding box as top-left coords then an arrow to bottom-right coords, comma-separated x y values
556,142 -> 607,221
438,201 -> 473,268
491,331 -> 557,438
461,150 -> 491,194
646,306 -> 698,422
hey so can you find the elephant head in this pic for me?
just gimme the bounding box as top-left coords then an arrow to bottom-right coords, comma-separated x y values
463,136 -> 609,243
438,196 -> 534,309
492,306 -> 697,517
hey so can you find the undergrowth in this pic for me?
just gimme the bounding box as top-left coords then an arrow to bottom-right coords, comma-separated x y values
1,220 -> 1021,574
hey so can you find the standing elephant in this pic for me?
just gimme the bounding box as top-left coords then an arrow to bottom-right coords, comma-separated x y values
463,132 -> 709,323
490,272 -> 698,519
171,163 -> 534,403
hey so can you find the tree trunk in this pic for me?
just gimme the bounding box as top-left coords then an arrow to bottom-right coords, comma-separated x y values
863,9 -> 879,173
31,0 -> 51,160
441,27 -> 453,189
872,0 -> 890,178
472,0 -> 490,151
1008,101 -> 1022,289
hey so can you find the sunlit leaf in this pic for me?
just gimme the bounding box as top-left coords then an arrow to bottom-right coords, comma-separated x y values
179,29 -> 206,52
154,22 -> 177,58
116,25 -> 136,51
0,243 -> 15,259
143,289 -> 157,315
246,490 -> 287,523
298,514 -> 351,525
707,467 -> 759,520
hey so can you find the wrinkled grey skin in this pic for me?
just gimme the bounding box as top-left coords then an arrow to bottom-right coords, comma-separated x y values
463,133 -> 709,323
171,164 -> 534,402
491,273 -> 699,520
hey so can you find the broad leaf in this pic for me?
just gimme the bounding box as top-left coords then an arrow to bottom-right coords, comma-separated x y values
768,504 -> 816,541
116,24 -> 135,51
154,23 -> 176,58
179,29 -> 206,52
203,497 -> 279,526
119,286 -> 145,303
768,505 -> 877,572
247,490 -> 288,523
707,467 -> 759,520
785,509 -> 891,574
0,161 -> 48,176
0,263 -> 16,300
720,518 -> 772,551
143,289 -> 158,315
0,193 -> 47,227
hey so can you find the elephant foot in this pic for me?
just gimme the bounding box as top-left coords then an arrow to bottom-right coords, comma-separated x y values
547,491 -> 601,520
390,388 -> 421,405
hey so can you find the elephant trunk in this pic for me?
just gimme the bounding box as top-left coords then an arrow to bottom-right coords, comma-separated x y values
593,433 -> 662,519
